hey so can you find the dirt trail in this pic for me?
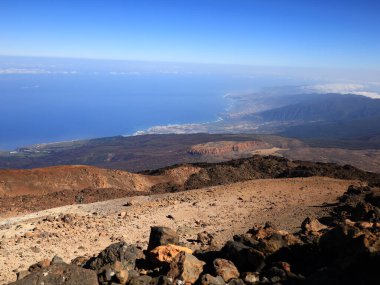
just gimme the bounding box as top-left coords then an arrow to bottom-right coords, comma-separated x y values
0,177 -> 362,284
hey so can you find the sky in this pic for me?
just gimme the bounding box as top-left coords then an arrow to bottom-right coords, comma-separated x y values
0,0 -> 379,69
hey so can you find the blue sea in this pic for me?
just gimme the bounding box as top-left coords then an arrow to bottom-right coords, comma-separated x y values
0,57 -> 311,150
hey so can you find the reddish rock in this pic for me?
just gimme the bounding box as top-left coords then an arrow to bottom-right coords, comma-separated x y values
213,258 -> 240,282
301,217 -> 327,233
150,244 -> 193,264
168,252 -> 205,285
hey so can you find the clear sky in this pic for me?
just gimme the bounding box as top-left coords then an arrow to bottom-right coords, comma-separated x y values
0,0 -> 379,69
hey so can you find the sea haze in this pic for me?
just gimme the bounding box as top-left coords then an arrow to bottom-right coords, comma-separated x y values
0,57 -> 314,150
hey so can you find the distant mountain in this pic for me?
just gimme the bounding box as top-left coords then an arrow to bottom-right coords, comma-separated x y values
234,93 -> 380,148
280,116 -> 380,149
253,94 -> 380,122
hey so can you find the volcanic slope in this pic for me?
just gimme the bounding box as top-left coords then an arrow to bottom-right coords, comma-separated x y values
1,156 -> 380,219
0,164 -> 201,217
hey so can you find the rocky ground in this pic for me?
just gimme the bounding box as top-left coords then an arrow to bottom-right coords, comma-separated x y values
5,181 -> 380,285
0,177 -> 360,284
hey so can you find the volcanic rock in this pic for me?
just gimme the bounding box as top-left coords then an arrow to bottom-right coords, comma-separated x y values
150,244 -> 193,264
148,226 -> 179,251
51,255 -> 65,265
9,263 -> 98,285
28,259 -> 51,272
301,217 -> 328,233
168,252 -> 205,285
213,258 -> 240,282
197,231 -> 214,245
227,279 -> 245,285
199,274 -> 225,285
86,242 -> 142,272
242,272 -> 259,284
221,241 -> 265,272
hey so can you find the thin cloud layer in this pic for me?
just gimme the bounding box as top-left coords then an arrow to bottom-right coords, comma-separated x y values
301,83 -> 380,99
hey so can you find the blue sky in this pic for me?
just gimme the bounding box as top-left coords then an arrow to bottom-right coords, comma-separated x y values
0,0 -> 379,69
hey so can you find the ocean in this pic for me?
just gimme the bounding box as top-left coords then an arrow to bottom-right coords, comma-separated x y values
0,57 -> 311,150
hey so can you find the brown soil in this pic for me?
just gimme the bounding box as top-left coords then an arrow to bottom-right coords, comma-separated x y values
0,177 -> 362,284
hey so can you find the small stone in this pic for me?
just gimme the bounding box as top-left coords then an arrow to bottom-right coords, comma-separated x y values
62,214 -> 74,224
213,258 -> 240,282
242,272 -> 259,284
71,256 -> 89,266
30,246 -> 41,253
24,232 -> 35,238
28,259 -> 51,272
44,216 -> 54,222
51,255 -> 65,265
199,274 -> 225,285
116,269 -> 129,285
197,231 -> 214,245
227,279 -> 245,285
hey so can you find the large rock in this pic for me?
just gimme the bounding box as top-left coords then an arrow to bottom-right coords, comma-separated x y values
221,241 -> 265,272
168,252 -> 205,285
85,242 -> 142,284
213,258 -> 240,282
148,226 -> 179,251
86,242 -> 142,271
301,217 -> 328,233
150,244 -> 193,264
257,233 -> 293,254
9,263 -> 98,285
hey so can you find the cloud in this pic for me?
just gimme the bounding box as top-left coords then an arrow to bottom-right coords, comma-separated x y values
0,68 -> 50,74
109,71 -> 141,76
0,68 -> 79,75
300,83 -> 380,99
20,85 -> 40,89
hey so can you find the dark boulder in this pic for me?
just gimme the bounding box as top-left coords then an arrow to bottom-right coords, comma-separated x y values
148,227 -> 179,251
9,263 -> 98,285
221,241 -> 265,272
86,242 -> 142,271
